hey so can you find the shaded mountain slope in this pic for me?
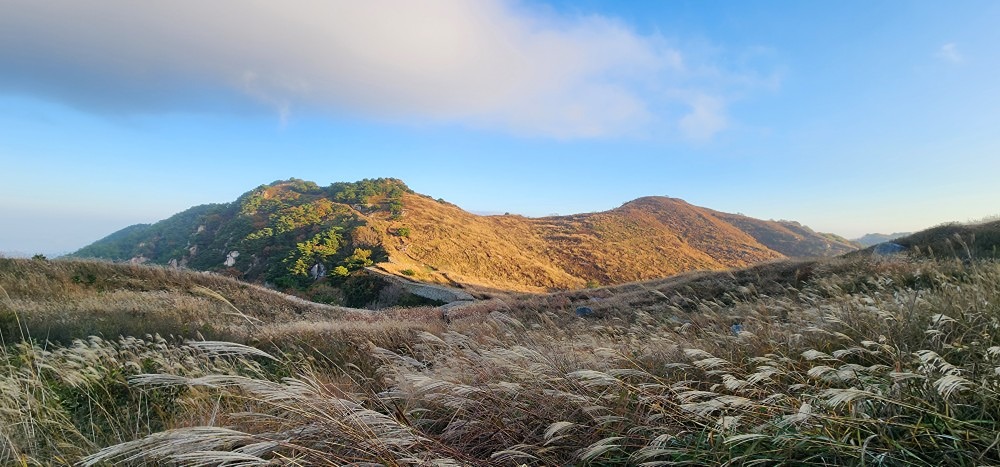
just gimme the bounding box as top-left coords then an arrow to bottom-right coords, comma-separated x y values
873,220 -> 1000,260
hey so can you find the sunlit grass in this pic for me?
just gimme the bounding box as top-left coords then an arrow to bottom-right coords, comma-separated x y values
3,249 -> 1000,464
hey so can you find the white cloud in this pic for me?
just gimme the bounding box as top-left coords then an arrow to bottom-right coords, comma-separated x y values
678,94 -> 728,141
936,42 -> 963,63
0,0 -> 765,139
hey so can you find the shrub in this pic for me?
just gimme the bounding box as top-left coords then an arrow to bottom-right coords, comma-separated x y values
332,265 -> 350,277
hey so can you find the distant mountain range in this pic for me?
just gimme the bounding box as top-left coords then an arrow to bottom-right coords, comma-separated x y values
852,232 -> 912,247
71,178 -> 858,302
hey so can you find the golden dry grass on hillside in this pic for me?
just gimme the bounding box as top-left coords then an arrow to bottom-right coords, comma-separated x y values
377,194 -> 789,292
0,258 -> 375,344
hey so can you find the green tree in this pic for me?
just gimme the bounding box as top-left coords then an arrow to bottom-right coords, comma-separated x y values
286,228 -> 343,277
343,248 -> 374,270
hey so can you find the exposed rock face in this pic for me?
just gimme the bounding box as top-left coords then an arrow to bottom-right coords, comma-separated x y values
224,251 -> 239,267
309,263 -> 327,279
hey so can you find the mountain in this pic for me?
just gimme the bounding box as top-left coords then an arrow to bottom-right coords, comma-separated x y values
71,178 -> 858,299
853,232 -> 912,247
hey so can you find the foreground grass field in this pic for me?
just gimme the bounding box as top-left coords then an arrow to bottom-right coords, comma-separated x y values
3,245 -> 1000,465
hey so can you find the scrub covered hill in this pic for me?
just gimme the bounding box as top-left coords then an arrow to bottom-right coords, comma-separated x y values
72,178 -> 858,299
71,178 -> 423,306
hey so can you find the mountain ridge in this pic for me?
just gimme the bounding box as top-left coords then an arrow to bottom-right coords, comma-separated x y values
853,232 -> 912,247
71,178 -> 858,301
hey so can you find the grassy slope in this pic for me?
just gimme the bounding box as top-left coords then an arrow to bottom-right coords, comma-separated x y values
845,219 -> 1000,262
0,258 -> 358,344
379,194 -> 790,292
895,219 -> 1000,259
5,248 -> 1000,464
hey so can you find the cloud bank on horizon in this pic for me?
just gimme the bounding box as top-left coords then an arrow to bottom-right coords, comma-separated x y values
0,0 -> 770,140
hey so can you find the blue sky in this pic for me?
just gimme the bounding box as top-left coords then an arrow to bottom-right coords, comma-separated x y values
2,1 -> 999,256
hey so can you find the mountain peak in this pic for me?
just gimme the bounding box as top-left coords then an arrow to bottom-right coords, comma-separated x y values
72,178 -> 856,302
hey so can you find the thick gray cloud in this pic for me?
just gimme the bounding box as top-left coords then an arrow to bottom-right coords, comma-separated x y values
0,0 -> 744,138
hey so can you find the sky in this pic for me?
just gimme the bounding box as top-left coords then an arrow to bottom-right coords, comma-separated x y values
2,0 -> 999,256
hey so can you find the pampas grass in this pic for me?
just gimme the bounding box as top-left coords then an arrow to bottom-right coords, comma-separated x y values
3,250 -> 1000,464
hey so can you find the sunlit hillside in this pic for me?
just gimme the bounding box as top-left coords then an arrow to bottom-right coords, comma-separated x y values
72,179 -> 856,299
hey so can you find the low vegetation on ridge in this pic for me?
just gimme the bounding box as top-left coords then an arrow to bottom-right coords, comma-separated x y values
4,227 -> 1000,465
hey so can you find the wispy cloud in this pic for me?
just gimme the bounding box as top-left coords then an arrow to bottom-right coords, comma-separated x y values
935,42 -> 963,63
0,0 -> 772,139
678,94 -> 728,141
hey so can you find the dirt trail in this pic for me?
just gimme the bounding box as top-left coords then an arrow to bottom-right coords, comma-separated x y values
366,267 -> 475,304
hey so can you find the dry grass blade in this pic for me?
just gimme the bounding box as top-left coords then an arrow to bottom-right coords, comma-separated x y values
725,433 -> 770,446
683,348 -> 715,360
693,357 -> 730,370
544,421 -> 577,441
722,374 -> 750,391
822,388 -> 875,409
185,340 -> 278,361
189,285 -> 263,326
579,436 -> 624,462
372,346 -> 426,369
80,427 -> 256,466
801,349 -> 834,361
170,451 -> 272,466
490,448 -> 539,462
934,374 -> 971,400
566,370 -> 620,388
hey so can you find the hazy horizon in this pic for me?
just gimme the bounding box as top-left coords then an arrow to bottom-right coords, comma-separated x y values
3,1 -> 999,255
